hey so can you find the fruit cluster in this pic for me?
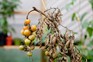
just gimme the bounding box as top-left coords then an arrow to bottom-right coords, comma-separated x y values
19,19 -> 37,57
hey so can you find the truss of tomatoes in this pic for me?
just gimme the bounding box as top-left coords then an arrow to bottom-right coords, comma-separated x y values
20,19 -> 37,56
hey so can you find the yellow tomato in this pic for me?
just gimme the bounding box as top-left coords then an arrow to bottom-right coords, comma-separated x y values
31,25 -> 37,32
24,19 -> 31,25
32,32 -> 36,36
28,35 -> 35,41
45,51 -> 49,56
24,29 -> 31,36
23,26 -> 29,30
21,29 -> 24,35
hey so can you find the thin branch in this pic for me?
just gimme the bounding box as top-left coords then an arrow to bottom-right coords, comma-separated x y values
26,7 -> 51,21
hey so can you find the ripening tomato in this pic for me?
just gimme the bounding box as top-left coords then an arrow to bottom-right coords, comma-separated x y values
24,19 -> 31,25
32,32 -> 36,36
31,25 -> 37,32
21,29 -> 24,35
24,29 -> 31,36
28,35 -> 35,41
23,26 -> 29,30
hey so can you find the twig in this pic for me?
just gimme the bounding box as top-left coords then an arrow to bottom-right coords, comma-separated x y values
26,7 -> 51,21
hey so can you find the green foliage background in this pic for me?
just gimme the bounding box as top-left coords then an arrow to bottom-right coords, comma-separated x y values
0,0 -> 19,34
66,0 -> 93,62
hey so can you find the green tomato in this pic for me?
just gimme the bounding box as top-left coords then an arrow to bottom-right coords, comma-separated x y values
27,52 -> 32,57
19,45 -> 24,50
25,39 -> 31,45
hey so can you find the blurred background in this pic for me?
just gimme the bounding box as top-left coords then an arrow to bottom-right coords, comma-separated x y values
0,0 -> 93,62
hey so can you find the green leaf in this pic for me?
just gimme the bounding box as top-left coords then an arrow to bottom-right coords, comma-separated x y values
65,4 -> 71,11
80,13 -> 87,21
67,56 -> 71,62
89,20 -> 93,27
82,20 -> 89,28
0,18 -> 4,26
87,50 -> 93,59
72,13 -> 76,21
71,0 -> 76,5
81,49 -> 88,56
11,27 -> 16,33
41,28 -> 51,43
0,0 -> 19,33
89,0 -> 93,10
41,33 -> 47,43
71,2 -> 74,5
87,27 -> 93,37
87,40 -> 93,47
33,38 -> 38,45
88,50 -> 93,56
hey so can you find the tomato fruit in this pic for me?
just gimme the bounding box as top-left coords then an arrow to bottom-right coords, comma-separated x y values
31,25 -> 37,32
24,19 -> 31,25
24,29 -> 31,36
23,26 -> 29,30
19,45 -> 24,50
32,32 -> 36,36
45,51 -> 49,56
28,35 -> 35,41
27,52 -> 32,57
25,39 -> 31,45
21,29 -> 24,35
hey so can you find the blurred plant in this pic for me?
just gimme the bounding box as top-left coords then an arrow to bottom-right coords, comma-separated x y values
71,0 -> 93,38
89,0 -> 93,10
13,38 -> 23,45
71,1 -> 93,62
0,0 -> 20,34
64,0 -> 93,62
65,0 -> 76,10
72,12 -> 93,61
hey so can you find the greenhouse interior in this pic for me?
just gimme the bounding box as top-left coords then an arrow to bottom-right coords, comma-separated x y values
0,0 -> 93,62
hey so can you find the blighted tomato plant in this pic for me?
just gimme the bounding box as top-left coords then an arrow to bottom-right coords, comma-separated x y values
20,7 -> 82,62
